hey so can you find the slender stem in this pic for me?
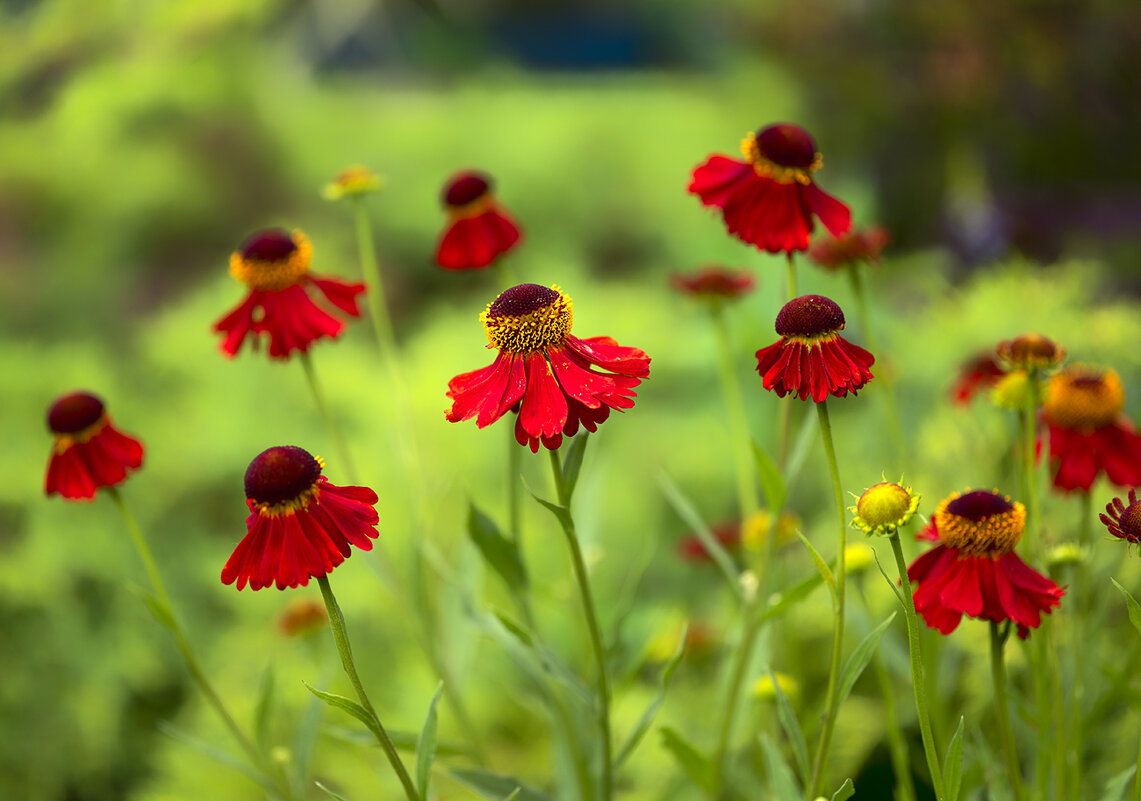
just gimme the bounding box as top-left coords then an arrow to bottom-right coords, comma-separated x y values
889,534 -> 944,801
713,595 -> 761,788
777,252 -> 798,471
711,304 -> 760,520
1021,367 -> 1041,559
508,425 -> 523,546
299,351 -> 358,484
1067,489 -> 1093,801
549,450 -> 612,801
351,198 -> 397,357
990,623 -> 1029,801
317,574 -> 419,801
786,251 -> 798,300
871,649 -> 917,801
806,400 -> 848,800
107,488 -> 290,798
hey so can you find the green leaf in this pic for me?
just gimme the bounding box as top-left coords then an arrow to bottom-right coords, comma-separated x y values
448,768 -> 553,801
315,781 -> 357,801
786,409 -> 818,490
141,593 -> 177,632
660,726 -> 715,793
873,546 -> 905,606
157,721 -> 276,791
615,623 -> 688,766
760,572 -> 825,622
561,433 -> 589,501
768,668 -> 810,785
527,487 -> 573,530
1111,578 -> 1141,637
303,682 -> 380,740
752,442 -> 786,512
416,682 -> 444,801
658,471 -> 743,600
323,725 -> 468,756
467,502 -> 528,592
831,777 -> 855,801
1096,766 -> 1136,801
758,732 -> 802,800
254,666 -> 275,752
836,613 -> 897,708
943,715 -> 964,801
795,530 -> 837,604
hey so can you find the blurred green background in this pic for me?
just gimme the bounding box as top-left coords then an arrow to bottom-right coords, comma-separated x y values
4,1 -> 1141,800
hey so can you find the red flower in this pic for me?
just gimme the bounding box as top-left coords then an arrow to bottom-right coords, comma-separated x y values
996,332 -> 1065,372
755,294 -> 874,403
1042,365 -> 1141,492
446,283 -> 650,452
436,171 -> 522,270
808,225 -> 890,271
670,265 -> 755,302
688,123 -> 851,253
1100,488 -> 1141,546
907,490 -> 1064,639
213,229 -> 365,360
45,392 -> 144,501
950,352 -> 1006,405
222,447 -> 379,591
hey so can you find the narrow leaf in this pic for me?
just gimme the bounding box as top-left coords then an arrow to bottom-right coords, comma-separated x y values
254,666 -> 275,752
795,530 -> 836,604
1111,578 -> 1141,637
836,613 -> 897,708
416,682 -> 444,801
141,593 -> 177,632
157,721 -> 275,791
831,777 -> 855,801
943,715 -> 965,801
448,768 -> 553,801
527,488 -> 573,530
761,572 -> 824,622
615,624 -> 688,766
752,442 -> 786,512
660,726 -> 715,793
468,503 -> 528,591
873,546 -> 906,606
758,732 -> 802,800
323,725 -> 468,755
786,409 -> 818,488
315,781 -> 357,801
1096,766 -> 1136,801
303,682 -> 380,740
658,471 -> 743,600
769,668 -> 810,784
561,434 -> 589,501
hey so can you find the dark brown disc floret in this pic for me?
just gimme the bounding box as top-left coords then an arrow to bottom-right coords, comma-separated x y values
755,123 -> 818,169
245,446 -> 323,506
775,294 -> 846,338
241,229 -> 297,262
486,283 -> 561,319
47,392 -> 106,434
945,489 -> 1014,520
443,172 -> 492,207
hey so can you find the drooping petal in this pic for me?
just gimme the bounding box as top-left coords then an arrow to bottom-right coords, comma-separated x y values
517,352 -> 569,443
808,184 -> 852,238
212,291 -> 263,358
308,274 -> 366,317
688,155 -> 755,209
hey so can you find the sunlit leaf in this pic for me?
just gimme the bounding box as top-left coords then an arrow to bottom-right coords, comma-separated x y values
416,681 -> 444,801
468,502 -> 528,592
660,726 -> 715,793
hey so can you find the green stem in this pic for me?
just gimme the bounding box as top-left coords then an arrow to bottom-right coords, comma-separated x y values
351,198 -> 397,357
549,450 -> 612,801
871,649 -> 917,801
713,595 -> 761,789
299,351 -> 358,484
711,304 -> 760,520
990,623 -> 1029,801
317,574 -> 419,801
786,251 -> 798,300
806,400 -> 847,800
1021,367 -> 1041,558
508,424 -> 523,547
889,534 -> 944,801
1132,732 -> 1141,801
107,488 -> 290,798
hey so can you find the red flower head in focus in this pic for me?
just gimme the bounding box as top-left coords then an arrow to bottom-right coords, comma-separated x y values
688,123 -> 851,253
808,225 -> 890,272
907,489 -> 1064,639
1101,489 -> 1141,547
950,352 -> 1007,406
213,228 -> 366,360
671,265 -> 755,305
446,283 -> 650,453
755,294 -> 874,403
44,392 -> 144,501
1041,365 -> 1141,492
436,170 -> 522,270
222,446 -> 379,591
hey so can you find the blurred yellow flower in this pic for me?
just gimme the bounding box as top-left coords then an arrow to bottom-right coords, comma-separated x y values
752,671 -> 798,700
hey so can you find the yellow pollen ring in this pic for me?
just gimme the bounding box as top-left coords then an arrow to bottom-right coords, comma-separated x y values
447,194 -> 496,222
52,414 -> 109,453
934,493 -> 1025,557
229,230 -> 313,292
741,136 -> 822,185
253,479 -> 322,518
1043,367 -> 1125,430
481,286 -> 574,354
781,331 -> 843,348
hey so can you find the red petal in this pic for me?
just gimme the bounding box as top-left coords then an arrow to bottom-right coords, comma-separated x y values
308,274 -> 366,317
688,155 -> 754,209
212,291 -> 262,358
518,352 -> 568,442
809,184 -> 852,237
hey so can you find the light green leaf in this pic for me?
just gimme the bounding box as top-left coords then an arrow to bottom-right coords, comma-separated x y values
831,777 -> 855,801
660,726 -> 715,793
943,715 -> 964,801
416,681 -> 444,801
467,502 -> 528,592
1096,766 -> 1136,801
758,732 -> 802,800
500,789 -> 522,801
527,488 -> 573,530
1111,578 -> 1141,637
836,613 -> 897,708
561,433 -> 589,501
615,624 -> 688,766
761,572 -> 825,622
157,721 -> 276,791
315,781 -> 357,801
254,666 -> 275,752
448,768 -> 553,801
873,546 -> 906,606
795,530 -> 837,604
303,682 -> 380,740
769,668 -> 810,785
752,442 -> 786,512
658,471 -> 743,600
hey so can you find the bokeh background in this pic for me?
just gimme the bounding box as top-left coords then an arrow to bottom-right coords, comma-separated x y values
4,1 -> 1141,800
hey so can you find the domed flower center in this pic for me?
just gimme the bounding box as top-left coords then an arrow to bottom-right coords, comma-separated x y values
996,333 -> 1064,370
47,392 -> 106,436
444,172 -> 492,208
853,481 -> 919,535
1043,367 -> 1124,430
935,490 -> 1025,556
230,229 -> 313,291
741,123 -> 823,184
481,284 -> 574,354
775,295 -> 846,339
1119,501 -> 1141,543
245,446 -> 324,513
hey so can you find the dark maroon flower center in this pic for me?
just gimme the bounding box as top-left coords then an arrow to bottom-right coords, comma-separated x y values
487,283 -> 559,319
755,123 -> 818,168
241,229 -> 297,261
443,172 -> 492,207
47,392 -> 105,434
1121,502 -> 1141,540
945,490 -> 1013,521
775,295 -> 845,337
245,446 -> 322,505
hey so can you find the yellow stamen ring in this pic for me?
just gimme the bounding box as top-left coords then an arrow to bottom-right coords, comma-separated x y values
741,136 -> 822,185
1043,366 -> 1125,430
481,285 -> 574,354
934,492 -> 1025,557
229,230 -> 313,292
52,414 -> 109,454
253,479 -> 322,518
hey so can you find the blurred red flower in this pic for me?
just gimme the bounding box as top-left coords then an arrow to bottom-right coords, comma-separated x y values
45,392 -> 144,501
436,171 -> 522,270
808,225 -> 890,271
